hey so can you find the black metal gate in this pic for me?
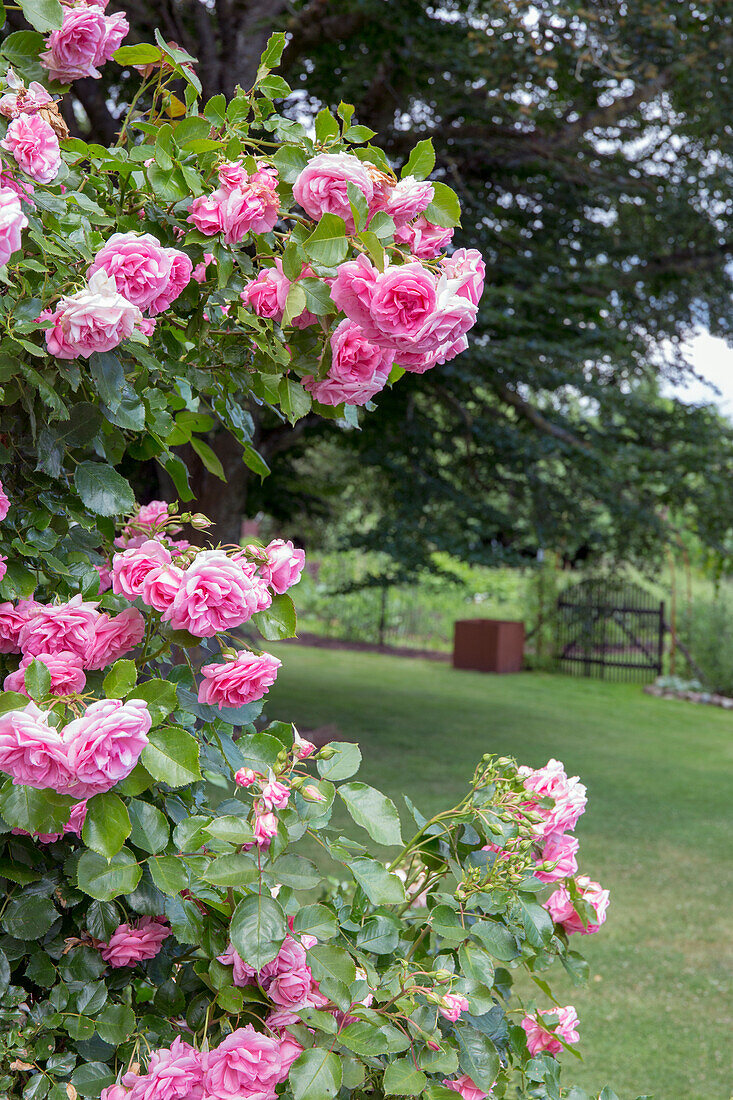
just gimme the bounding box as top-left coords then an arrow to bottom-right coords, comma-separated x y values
555,578 -> 665,681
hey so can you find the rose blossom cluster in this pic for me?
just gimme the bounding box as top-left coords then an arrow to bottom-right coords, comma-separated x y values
0,593 -> 146,693
240,258 -> 318,329
0,111 -> 61,185
99,916 -> 171,967
88,232 -> 193,316
0,696 -> 151,798
521,1005 -> 580,1056
188,161 -> 280,245
43,270 -> 142,359
233,768 -> 292,850
39,0 -> 128,84
218,931 -> 325,1015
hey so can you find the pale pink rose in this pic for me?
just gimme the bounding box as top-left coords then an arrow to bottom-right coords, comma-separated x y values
86,607 -> 145,670
369,262 -> 438,343
198,651 -> 282,710
533,831 -> 579,883
18,594 -> 99,661
266,966 -> 314,1009
263,539 -> 305,595
261,778 -> 289,811
45,270 -> 142,359
438,992 -> 469,1022
0,169 -> 34,204
0,75 -> 53,119
12,798 -> 87,844
128,1038 -> 203,1100
441,248 -> 485,307
100,916 -> 171,968
95,562 -> 113,593
519,758 -> 587,836
4,650 -> 86,696
39,4 -> 129,83
234,767 -> 258,788
275,1034 -> 303,1076
330,254 -> 381,334
100,1087 -> 130,1100
217,944 -> 257,987
0,478 -> 8,520
521,1005 -> 580,1056
112,539 -> 172,600
88,232 -> 192,315
203,1026 -> 283,1100
544,875 -> 610,935
217,161 -> 248,190
253,810 -> 278,849
0,701 -> 75,791
164,550 -> 261,637
394,217 -> 453,259
240,263 -> 290,322
192,253 -> 214,282
303,319 -> 392,407
293,729 -> 315,760
217,174 -> 280,245
405,277 -> 477,356
443,1075 -> 491,1100
186,194 -> 224,236
0,600 -> 37,654
62,697 -> 151,798
141,562 -> 184,613
0,555 -> 6,583
135,315 -> 156,338
0,185 -> 28,266
293,152 -> 374,233
371,176 -> 434,227
0,113 -> 60,184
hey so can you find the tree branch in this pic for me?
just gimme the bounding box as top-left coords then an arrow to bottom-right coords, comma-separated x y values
493,383 -> 592,451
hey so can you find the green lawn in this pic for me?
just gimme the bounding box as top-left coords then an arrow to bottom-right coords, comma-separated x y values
267,645 -> 733,1100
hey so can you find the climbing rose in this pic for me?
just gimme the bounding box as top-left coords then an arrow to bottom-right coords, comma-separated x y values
18,594 -> 99,661
100,917 -> 171,968
164,551 -> 260,637
263,539 -> 305,594
4,650 -> 86,696
0,478 -> 9,520
372,175 -> 434,226
198,652 -> 282,710
545,875 -> 610,935
62,698 -> 151,798
439,993 -> 470,1022
394,217 -> 453,259
88,232 -> 192,315
521,1005 -> 580,1056
39,3 -> 128,83
202,1026 -> 284,1100
441,248 -> 486,307
293,152 -> 374,233
0,701 -> 74,791
127,1037 -> 203,1100
519,758 -> 587,836
0,185 -> 28,266
0,112 -> 60,184
533,831 -> 579,883
85,607 -> 146,670
443,1075 -> 491,1100
44,270 -> 142,359
0,601 -> 36,654
239,261 -> 290,322
112,539 -> 172,600
217,944 -> 257,987
303,320 -> 392,407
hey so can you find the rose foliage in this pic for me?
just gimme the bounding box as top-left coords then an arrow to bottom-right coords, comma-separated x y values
0,5 -> 642,1100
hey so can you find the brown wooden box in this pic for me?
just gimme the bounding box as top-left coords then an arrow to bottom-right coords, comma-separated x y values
452,619 -> 525,673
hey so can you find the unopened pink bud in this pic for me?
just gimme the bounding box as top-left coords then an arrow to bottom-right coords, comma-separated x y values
302,784 -> 326,803
235,767 -> 258,788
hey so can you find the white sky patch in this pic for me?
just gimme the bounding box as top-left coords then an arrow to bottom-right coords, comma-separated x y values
665,331 -> 733,416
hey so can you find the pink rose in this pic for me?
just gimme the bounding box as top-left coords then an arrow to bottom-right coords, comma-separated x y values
118,500 -> 178,543
544,875 -> 610,935
519,758 -> 587,836
240,263 -> 290,322
0,185 -> 28,266
234,767 -> 258,788
12,798 -> 87,845
276,1034 -> 303,1076
441,248 -> 485,307
260,935 -> 309,981
266,966 -> 314,1009
164,551 -> 261,637
192,253 -> 214,283
330,254 -> 380,334
217,944 -> 257,987
533,831 -> 579,883
202,1026 -> 284,1100
141,562 -> 184,613
253,810 -> 278,849
0,169 -> 34,204
438,992 -> 469,1022
369,262 -> 439,343
293,728 -> 315,760
198,651 -> 282,710
217,172 -> 280,245
39,4 -> 129,83
521,1005 -> 580,1056
0,555 -> 6,583
261,778 -> 289,811
371,175 -> 434,227
45,270 -> 142,359
113,539 -> 172,600
186,194 -> 223,236
293,152 -> 374,233
0,600 -> 37,654
18,594 -> 99,661
4,650 -> 86,696
443,1075 -> 491,1100
394,217 -> 453,259
101,1087 -> 130,1100
86,607 -> 146,670
128,1037 -> 203,1100
88,232 -> 192,315
0,75 -> 53,119
100,916 -> 171,968
303,319 -> 392,407
0,478 -> 9,520
0,701 -> 74,791
95,562 -> 113,593
263,539 -> 305,595
62,697 -> 151,798
0,113 -> 60,184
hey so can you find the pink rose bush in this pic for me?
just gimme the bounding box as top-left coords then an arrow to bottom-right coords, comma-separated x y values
545,875 -> 611,935
521,1005 -> 580,1056
444,1075 -> 492,1100
188,163 -> 280,244
0,185 -> 29,266
44,270 -> 142,359
292,152 -> 374,232
4,650 -> 86,696
39,2 -> 128,83
0,113 -> 60,184
88,233 -> 193,315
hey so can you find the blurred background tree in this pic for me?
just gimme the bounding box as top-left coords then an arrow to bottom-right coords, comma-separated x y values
20,0 -> 732,572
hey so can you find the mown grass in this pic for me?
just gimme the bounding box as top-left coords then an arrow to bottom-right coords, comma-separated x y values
267,644 -> 733,1100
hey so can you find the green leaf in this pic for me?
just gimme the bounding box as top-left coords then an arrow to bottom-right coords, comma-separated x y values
71,1063 -> 116,1098
102,659 -> 137,699
455,1026 -> 500,1093
279,378 -> 312,424
303,213 -> 349,267
317,742 -> 362,781
402,139 -> 436,181
349,857 -> 405,905
82,794 -> 132,859
113,43 -> 162,65
518,896 -> 554,949
290,1050 -> 342,1100
77,847 -> 141,901
128,679 -> 178,725
424,181 -> 461,227
339,1020 -> 410,1055
0,857 -> 41,885
74,462 -> 134,517
252,592 -> 297,639
269,854 -> 321,890
346,181 -> 369,232
383,1058 -> 427,1096
85,901 -> 121,941
298,277 -> 335,316
0,691 -> 31,717
230,893 -> 287,970
471,920 -> 520,962
141,726 -> 202,787
259,30 -> 286,72
3,895 -> 58,939
307,943 -> 356,986
205,815 -> 254,845
273,144 -> 309,184
18,0 -> 62,33
164,895 -> 204,944
292,904 -> 338,940
343,124 -> 376,143
190,436 -> 226,481
283,283 -> 308,327
96,1003 -> 135,1046
315,108 -> 339,143
356,914 -> 400,954
128,799 -> 169,854
0,782 -> 73,834
243,444 -> 270,479
203,853 -> 259,887
23,658 -> 51,701
358,230 -> 385,271
89,352 -> 125,412
338,782 -> 403,847
147,854 -> 188,895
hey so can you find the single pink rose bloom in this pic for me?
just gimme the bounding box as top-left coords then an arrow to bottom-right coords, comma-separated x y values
202,1025 -> 284,1100
521,1005 -> 580,1056
234,767 -> 259,788
88,232 -> 192,315
330,254 -> 381,336
198,651 -> 281,710
266,966 -> 315,1009
519,758 -> 588,836
86,607 -> 145,670
544,875 -> 610,935
370,175 -> 434,227
263,539 -> 305,594
293,728 -> 316,759
112,538 -> 172,600
4,650 -> 86,696
261,778 -> 289,811
39,4 -> 128,83
253,810 -> 278,848
140,562 -> 184,613
0,112 -> 60,184
443,1074 -> 491,1100
100,916 -> 171,968
0,600 -> 38,654
217,174 -> 280,245
187,194 -> 224,236
240,263 -> 290,322
367,262 -> 438,345
164,550 -> 261,637
533,831 -> 579,883
127,1037 -> 203,1100
94,562 -> 113,593
191,253 -> 215,282
45,270 -> 142,359
440,247 -> 485,307
0,186 -> 29,266
276,1034 -> 303,1076
62,697 -> 151,798
394,216 -> 453,259
438,992 -> 470,1022
18,594 -> 99,661
293,152 -> 374,233
101,1085 -> 131,1100
303,319 -> 392,407
0,701 -> 75,791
